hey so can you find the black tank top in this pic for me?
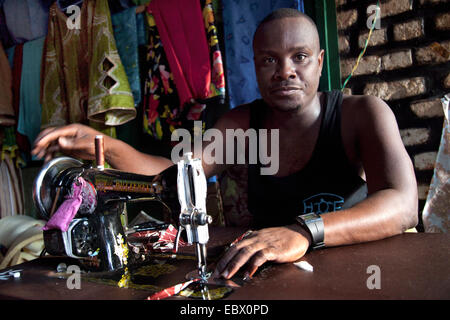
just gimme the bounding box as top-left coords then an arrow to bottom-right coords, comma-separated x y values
247,90 -> 367,229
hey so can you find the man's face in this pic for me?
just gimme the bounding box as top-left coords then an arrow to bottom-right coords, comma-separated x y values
253,17 -> 324,112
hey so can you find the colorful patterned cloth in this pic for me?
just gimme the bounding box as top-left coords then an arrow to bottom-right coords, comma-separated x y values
143,0 -> 225,141
40,0 -> 136,130
222,0 -> 303,109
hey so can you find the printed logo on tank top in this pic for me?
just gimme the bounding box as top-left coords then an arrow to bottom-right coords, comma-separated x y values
302,193 -> 344,214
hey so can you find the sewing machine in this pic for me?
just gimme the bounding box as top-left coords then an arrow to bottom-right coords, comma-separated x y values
33,136 -> 212,278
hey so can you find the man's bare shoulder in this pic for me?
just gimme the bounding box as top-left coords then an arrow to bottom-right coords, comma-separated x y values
341,93 -> 395,125
214,103 -> 252,131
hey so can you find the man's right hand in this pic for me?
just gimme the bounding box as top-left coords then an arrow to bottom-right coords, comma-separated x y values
32,123 -> 104,163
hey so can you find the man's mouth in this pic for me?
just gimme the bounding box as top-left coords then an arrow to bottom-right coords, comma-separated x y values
270,86 -> 301,96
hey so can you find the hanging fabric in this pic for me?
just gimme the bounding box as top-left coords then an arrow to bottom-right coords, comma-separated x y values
222,0 -> 304,109
0,4 -> 14,50
18,37 -> 45,149
10,43 -> 32,156
0,153 -> 24,218
0,42 -> 14,126
148,0 -> 212,118
2,0 -> 52,45
143,0 -> 225,141
40,0 -> 136,131
111,7 -> 147,106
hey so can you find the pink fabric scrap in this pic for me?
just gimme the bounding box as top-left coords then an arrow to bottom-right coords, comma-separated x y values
42,177 -> 85,232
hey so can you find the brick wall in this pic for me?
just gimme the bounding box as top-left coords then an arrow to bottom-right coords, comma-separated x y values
335,0 -> 450,231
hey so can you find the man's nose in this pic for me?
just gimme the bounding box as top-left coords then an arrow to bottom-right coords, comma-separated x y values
275,60 -> 297,80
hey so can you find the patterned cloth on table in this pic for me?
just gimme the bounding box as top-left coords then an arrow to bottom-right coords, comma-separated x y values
222,0 -> 303,109
422,95 -> 450,233
40,0 -> 136,132
143,0 -> 225,141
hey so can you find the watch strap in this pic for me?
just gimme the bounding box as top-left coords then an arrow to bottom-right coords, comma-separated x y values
296,213 -> 325,250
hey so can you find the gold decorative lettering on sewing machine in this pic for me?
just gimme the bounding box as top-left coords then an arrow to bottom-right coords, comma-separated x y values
95,177 -> 163,194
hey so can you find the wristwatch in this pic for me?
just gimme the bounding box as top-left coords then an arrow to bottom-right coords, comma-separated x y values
296,212 -> 325,250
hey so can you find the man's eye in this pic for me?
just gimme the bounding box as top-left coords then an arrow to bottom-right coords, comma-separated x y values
294,54 -> 307,62
263,57 -> 276,64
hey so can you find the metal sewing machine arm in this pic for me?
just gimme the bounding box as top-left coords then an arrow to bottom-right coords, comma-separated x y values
175,153 -> 212,280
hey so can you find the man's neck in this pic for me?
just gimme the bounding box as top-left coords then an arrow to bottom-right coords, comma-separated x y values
264,92 -> 323,131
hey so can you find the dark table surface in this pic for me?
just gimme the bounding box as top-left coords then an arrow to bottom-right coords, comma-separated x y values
0,228 -> 449,300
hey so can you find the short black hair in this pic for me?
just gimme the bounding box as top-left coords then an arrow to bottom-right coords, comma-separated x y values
253,8 -> 318,46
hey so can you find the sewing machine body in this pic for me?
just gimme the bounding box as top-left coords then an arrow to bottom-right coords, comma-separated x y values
33,157 -> 180,271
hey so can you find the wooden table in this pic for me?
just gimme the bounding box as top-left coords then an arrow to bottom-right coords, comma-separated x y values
0,228 -> 448,300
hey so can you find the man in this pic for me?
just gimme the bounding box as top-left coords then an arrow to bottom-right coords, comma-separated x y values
32,9 -> 418,281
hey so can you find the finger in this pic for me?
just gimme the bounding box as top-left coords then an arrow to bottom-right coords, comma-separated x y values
221,245 -> 261,279
33,127 -> 58,145
44,151 -> 55,163
212,234 -> 257,279
245,250 -> 269,278
34,138 -> 62,159
33,125 -> 78,151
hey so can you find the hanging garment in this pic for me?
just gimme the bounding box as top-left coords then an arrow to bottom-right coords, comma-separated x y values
40,0 -> 136,130
107,0 -> 134,14
0,6 -> 14,50
0,153 -> 24,218
10,43 -> 31,154
111,7 -> 146,106
18,37 -> 45,148
132,0 -> 151,5
222,0 -> 303,109
148,0 -> 212,118
0,42 -> 14,126
2,0 -> 52,45
143,0 -> 225,140
202,0 -> 226,102
422,95 -> 450,233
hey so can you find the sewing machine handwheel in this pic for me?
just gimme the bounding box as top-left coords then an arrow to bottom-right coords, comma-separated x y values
33,157 -> 84,220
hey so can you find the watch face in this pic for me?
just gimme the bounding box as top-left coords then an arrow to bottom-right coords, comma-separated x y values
302,213 -> 319,223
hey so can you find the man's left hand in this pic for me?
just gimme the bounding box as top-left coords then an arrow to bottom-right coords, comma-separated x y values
212,225 -> 311,280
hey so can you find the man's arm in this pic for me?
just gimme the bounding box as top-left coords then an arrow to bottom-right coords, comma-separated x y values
32,124 -> 174,175
32,104 -> 250,177
213,95 -> 418,280
322,95 -> 418,245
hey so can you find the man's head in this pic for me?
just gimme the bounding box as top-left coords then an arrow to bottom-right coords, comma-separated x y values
253,8 -> 324,113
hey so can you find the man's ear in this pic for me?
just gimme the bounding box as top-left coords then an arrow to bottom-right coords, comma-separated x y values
317,49 -> 325,73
